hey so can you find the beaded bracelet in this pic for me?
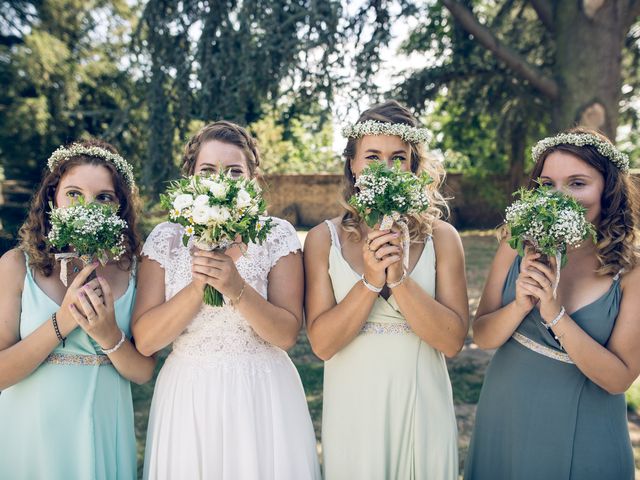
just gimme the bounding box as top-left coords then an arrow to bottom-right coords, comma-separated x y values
51,312 -> 66,348
542,306 -> 565,330
361,274 -> 383,293
101,329 -> 126,355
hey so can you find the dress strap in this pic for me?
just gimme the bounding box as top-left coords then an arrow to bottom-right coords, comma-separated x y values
613,268 -> 624,281
324,220 -> 342,250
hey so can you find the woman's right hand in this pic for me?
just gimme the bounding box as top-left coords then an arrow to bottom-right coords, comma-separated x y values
362,229 -> 402,289
514,249 -> 541,312
56,262 -> 102,337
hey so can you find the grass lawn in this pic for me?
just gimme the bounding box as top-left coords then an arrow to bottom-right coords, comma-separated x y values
131,230 -> 640,477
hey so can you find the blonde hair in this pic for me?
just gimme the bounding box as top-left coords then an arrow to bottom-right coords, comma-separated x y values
340,100 -> 449,242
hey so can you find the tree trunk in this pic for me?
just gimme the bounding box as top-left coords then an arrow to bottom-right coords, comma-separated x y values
509,121 -> 527,191
553,0 -> 628,139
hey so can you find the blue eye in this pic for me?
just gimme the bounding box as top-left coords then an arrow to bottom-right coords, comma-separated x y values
66,191 -> 82,199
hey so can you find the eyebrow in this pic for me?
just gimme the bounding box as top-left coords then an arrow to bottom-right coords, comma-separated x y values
199,162 -> 245,169
364,149 -> 407,155
64,185 -> 116,194
539,174 -> 592,179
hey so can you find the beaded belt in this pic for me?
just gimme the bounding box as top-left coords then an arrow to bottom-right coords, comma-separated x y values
44,352 -> 112,366
360,322 -> 413,335
511,332 -> 574,364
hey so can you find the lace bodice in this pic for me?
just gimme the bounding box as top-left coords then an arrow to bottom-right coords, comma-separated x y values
142,217 -> 301,361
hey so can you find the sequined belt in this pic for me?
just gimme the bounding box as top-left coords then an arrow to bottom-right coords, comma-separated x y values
44,352 -> 112,366
511,332 -> 574,364
360,322 -> 413,335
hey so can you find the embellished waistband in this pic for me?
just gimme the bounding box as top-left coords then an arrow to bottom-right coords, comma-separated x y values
44,352 -> 112,366
360,322 -> 413,335
511,332 -> 574,364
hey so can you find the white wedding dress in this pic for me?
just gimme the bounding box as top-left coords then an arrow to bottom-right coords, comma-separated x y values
141,218 -> 320,480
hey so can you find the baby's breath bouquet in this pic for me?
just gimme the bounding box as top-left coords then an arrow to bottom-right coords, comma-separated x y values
349,160 -> 433,270
47,199 -> 128,285
505,186 -> 596,294
161,173 -> 272,306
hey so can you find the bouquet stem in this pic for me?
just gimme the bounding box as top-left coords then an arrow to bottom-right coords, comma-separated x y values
203,285 -> 224,306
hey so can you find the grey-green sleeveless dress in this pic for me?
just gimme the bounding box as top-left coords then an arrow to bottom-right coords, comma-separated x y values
464,256 -> 634,480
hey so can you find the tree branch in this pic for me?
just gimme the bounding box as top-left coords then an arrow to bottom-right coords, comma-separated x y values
527,0 -> 554,31
442,0 -> 559,99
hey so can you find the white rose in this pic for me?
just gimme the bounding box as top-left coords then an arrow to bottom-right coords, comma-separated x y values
208,205 -> 231,224
191,204 -> 211,224
173,194 -> 193,211
208,181 -> 228,199
193,194 -> 210,208
236,189 -> 252,209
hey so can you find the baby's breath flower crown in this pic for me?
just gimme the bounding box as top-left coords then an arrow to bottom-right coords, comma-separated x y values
342,120 -> 432,145
47,144 -> 136,187
532,132 -> 629,173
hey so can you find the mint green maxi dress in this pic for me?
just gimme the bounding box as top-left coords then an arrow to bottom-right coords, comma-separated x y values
321,221 -> 458,480
0,254 -> 137,480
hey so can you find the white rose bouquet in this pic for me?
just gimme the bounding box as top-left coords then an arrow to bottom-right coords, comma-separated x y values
505,185 -> 596,295
47,199 -> 128,285
161,172 -> 273,306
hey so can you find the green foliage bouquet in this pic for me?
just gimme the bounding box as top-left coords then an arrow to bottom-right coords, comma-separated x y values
161,173 -> 273,306
349,161 -> 433,271
47,199 -> 128,285
505,186 -> 596,294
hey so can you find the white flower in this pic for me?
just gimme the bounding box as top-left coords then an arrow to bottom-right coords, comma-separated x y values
236,189 -> 252,209
185,225 -> 195,236
209,205 -> 231,224
208,181 -> 229,199
173,194 -> 193,211
192,204 -> 211,224
193,194 -> 210,208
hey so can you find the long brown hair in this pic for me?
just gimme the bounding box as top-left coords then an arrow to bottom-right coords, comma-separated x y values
18,139 -> 141,277
340,100 -> 448,241
181,121 -> 261,177
529,127 -> 639,276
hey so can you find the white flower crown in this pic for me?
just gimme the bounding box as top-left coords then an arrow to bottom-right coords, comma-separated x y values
48,144 -> 136,187
532,132 -> 630,173
342,120 -> 432,145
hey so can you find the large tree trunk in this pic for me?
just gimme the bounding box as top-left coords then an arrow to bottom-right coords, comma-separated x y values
553,0 -> 628,139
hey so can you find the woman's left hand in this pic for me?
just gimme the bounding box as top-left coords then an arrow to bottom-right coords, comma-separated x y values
519,256 -> 562,322
69,276 -> 122,350
192,249 -> 245,299
385,224 -> 406,284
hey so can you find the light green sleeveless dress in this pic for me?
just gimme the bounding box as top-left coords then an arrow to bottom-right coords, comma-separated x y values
321,221 -> 458,480
0,253 -> 137,480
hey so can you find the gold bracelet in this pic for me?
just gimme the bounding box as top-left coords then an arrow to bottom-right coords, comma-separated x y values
232,281 -> 246,305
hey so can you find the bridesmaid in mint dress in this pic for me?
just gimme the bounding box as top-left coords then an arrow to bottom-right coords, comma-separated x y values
0,140 -> 155,479
304,100 -> 469,479
465,128 -> 640,480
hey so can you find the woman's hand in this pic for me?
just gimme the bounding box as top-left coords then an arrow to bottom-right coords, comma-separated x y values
385,224 -> 405,284
514,249 -> 543,313
191,249 -> 245,300
69,275 -> 122,350
363,229 -> 401,289
55,262 -> 102,338
520,254 -> 562,322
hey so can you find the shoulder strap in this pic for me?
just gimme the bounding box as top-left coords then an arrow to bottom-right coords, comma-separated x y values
324,220 -> 341,249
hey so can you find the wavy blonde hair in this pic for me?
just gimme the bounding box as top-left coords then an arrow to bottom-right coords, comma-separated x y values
18,139 -> 141,277
340,100 -> 449,242
528,126 -> 640,276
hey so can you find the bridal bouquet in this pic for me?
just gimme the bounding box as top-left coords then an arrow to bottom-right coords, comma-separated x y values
505,186 -> 596,294
161,173 -> 272,306
349,160 -> 432,270
47,200 -> 128,285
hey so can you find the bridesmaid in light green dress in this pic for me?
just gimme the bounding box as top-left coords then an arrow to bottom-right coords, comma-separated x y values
304,101 -> 469,479
0,140 -> 155,480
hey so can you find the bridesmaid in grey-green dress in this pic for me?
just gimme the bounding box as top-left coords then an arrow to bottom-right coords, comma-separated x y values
465,128 -> 639,480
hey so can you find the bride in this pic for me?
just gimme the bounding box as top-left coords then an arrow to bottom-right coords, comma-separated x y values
132,121 -> 321,480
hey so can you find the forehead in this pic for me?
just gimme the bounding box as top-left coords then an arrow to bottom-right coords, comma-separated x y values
540,151 -> 600,177
357,134 -> 410,153
59,163 -> 115,189
197,140 -> 247,166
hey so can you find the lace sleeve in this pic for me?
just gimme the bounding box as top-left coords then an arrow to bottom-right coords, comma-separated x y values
141,222 -> 183,270
266,217 -> 301,270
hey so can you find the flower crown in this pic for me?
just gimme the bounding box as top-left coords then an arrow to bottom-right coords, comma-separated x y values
532,132 -> 629,173
47,144 -> 136,187
342,120 -> 431,145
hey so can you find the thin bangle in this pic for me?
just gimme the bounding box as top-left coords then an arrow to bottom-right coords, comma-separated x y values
101,329 -> 126,355
361,274 -> 383,293
542,306 -> 565,330
387,270 -> 407,289
51,312 -> 66,348
231,281 -> 246,305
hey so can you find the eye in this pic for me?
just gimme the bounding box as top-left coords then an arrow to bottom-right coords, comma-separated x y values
569,181 -> 585,187
227,168 -> 244,178
365,155 -> 379,161
199,167 -> 216,176
66,190 -> 83,199
96,193 -> 115,203
392,155 -> 407,162
540,181 -> 553,187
